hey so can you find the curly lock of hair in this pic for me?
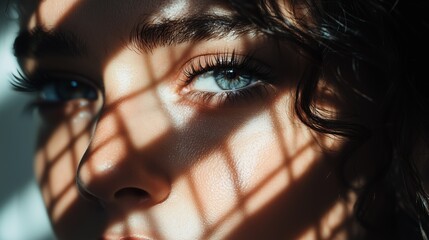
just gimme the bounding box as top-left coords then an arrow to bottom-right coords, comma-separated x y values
229,0 -> 429,239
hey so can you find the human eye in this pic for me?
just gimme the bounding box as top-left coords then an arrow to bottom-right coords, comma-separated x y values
177,51 -> 277,108
11,71 -> 102,118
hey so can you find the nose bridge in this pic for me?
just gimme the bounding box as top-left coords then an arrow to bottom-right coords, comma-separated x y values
76,58 -> 173,205
99,45 -> 175,148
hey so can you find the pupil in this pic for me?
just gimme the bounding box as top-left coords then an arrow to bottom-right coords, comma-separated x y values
70,80 -> 78,88
224,69 -> 238,80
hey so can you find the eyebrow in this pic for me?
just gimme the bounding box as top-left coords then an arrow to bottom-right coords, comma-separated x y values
129,14 -> 257,53
13,14 -> 257,59
13,26 -> 87,58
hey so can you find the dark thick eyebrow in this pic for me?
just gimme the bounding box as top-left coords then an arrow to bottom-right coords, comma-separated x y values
129,14 -> 257,53
13,27 -> 87,58
13,15 -> 257,59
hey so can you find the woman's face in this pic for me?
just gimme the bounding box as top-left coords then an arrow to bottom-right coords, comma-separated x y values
17,0 -> 355,239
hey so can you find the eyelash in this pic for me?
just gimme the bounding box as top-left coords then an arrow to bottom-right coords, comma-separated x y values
178,51 -> 276,107
10,71 -> 44,92
10,72 -> 56,112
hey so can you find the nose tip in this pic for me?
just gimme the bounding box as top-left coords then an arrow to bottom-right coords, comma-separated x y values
76,165 -> 170,207
76,144 -> 171,207
75,99 -> 172,208
77,163 -> 171,207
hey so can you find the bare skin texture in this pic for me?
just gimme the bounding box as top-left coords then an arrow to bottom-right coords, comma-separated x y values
15,0 -> 362,239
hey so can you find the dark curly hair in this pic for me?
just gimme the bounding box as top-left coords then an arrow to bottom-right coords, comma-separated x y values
229,0 -> 429,239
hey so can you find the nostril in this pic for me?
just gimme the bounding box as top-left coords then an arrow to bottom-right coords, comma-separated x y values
114,187 -> 149,201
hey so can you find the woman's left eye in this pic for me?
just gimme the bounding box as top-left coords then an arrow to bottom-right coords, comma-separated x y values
192,68 -> 259,92
178,53 -> 276,107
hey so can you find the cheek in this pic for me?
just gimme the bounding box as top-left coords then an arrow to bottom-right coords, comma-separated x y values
34,102 -> 96,222
182,96 -> 323,236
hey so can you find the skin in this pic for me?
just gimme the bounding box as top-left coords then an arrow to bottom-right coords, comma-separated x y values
17,0 -> 362,239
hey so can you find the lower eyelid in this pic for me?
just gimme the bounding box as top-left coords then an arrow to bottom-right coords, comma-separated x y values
178,83 -> 276,108
35,99 -> 101,123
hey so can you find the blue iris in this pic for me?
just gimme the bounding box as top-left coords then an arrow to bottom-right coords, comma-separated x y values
41,80 -> 98,102
213,68 -> 253,90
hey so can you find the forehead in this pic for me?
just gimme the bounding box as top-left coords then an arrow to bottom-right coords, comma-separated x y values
16,0 -> 247,71
20,0 -> 234,30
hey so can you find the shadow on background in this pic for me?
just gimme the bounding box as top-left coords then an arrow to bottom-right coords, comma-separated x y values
0,1 -> 55,239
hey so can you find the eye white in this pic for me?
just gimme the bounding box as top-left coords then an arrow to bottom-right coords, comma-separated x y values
192,70 -> 224,92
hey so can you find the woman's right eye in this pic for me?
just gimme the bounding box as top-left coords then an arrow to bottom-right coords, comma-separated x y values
40,79 -> 99,103
12,72 -> 100,104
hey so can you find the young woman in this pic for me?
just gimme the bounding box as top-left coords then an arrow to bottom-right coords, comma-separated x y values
12,0 -> 429,239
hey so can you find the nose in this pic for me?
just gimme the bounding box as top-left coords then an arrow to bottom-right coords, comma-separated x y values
76,104 -> 171,207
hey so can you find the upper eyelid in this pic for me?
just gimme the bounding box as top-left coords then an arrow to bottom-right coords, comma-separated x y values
178,52 -> 275,83
49,72 -> 104,92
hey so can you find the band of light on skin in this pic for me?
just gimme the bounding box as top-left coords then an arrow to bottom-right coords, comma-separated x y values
297,198 -> 353,240
36,125 -> 93,222
27,0 -> 82,29
127,131 -> 271,239
103,174 -> 207,240
102,46 -> 197,149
